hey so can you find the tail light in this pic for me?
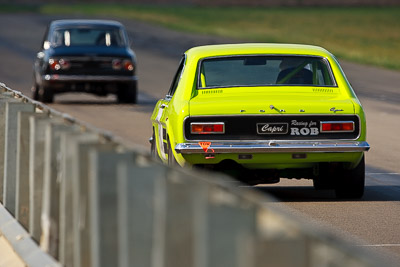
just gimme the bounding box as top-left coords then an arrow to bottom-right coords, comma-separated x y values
49,58 -> 70,70
321,121 -> 354,132
191,122 -> 225,134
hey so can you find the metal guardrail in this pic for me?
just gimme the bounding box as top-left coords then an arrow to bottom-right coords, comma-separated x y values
0,83 -> 389,267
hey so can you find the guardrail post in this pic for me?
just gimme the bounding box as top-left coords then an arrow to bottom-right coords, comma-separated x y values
254,207 -> 376,267
0,202 -> 62,267
253,209 -> 314,267
160,170 -> 257,267
206,185 -> 257,267
15,110 -> 37,230
0,94 -> 18,204
3,101 -> 34,215
88,149 -> 131,267
58,132 -> 102,267
40,122 -> 77,259
29,113 -> 52,242
163,169 -> 201,267
116,155 -> 167,267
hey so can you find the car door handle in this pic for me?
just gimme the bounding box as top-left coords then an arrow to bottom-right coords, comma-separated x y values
161,104 -> 168,109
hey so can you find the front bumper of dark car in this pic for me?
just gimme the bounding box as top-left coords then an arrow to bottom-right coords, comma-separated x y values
42,74 -> 138,83
40,74 -> 137,93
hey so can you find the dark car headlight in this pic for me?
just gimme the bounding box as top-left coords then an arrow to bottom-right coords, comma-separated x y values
112,59 -> 134,71
123,59 -> 134,71
49,58 -> 70,70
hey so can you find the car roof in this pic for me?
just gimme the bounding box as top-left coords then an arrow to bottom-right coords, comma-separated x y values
185,43 -> 333,59
49,19 -> 124,29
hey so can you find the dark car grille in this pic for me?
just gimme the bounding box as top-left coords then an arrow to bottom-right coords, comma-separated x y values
71,60 -> 110,69
53,57 -> 130,75
184,115 -> 360,141
70,58 -> 112,74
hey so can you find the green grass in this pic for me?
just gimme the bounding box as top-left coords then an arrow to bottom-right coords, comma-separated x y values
20,4 -> 400,70
0,4 -> 39,13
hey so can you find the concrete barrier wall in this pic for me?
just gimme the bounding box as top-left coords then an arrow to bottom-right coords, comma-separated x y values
0,83 -> 388,266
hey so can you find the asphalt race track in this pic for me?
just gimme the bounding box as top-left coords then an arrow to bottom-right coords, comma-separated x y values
1,13 -> 400,263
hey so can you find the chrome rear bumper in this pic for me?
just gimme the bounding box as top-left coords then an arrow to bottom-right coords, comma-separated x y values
42,74 -> 138,82
175,140 -> 370,154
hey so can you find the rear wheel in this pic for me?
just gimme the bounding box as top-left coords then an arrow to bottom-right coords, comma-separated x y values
38,85 -> 54,103
117,82 -> 137,104
32,84 -> 39,100
150,129 -> 161,162
167,136 -> 178,166
150,130 -> 156,157
313,163 -> 335,190
334,156 -> 365,199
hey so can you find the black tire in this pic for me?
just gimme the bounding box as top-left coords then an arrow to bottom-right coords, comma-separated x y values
38,85 -> 54,103
313,163 -> 335,190
167,136 -> 178,166
313,177 -> 334,190
32,84 -> 39,100
150,129 -> 161,162
117,82 -> 137,104
335,156 -> 365,199
150,130 -> 156,157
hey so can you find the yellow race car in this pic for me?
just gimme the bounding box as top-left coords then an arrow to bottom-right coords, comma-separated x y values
150,43 -> 370,198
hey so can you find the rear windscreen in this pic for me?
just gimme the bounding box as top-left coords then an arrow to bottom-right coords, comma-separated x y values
198,55 -> 336,88
51,27 -> 125,47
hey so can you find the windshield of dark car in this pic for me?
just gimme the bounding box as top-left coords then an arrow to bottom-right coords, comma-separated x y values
51,27 -> 126,47
198,55 -> 336,88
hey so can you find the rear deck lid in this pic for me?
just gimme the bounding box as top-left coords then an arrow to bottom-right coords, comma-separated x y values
189,87 -> 354,116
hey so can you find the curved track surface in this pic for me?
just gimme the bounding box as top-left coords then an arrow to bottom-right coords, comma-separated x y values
1,14 -> 400,263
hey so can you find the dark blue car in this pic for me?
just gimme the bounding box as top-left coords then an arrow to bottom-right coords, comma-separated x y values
32,19 -> 138,103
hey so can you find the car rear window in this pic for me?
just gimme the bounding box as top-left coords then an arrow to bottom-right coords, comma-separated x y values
51,27 -> 125,47
198,55 -> 336,88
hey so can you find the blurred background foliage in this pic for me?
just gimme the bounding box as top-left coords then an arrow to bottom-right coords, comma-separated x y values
2,4 -> 399,70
